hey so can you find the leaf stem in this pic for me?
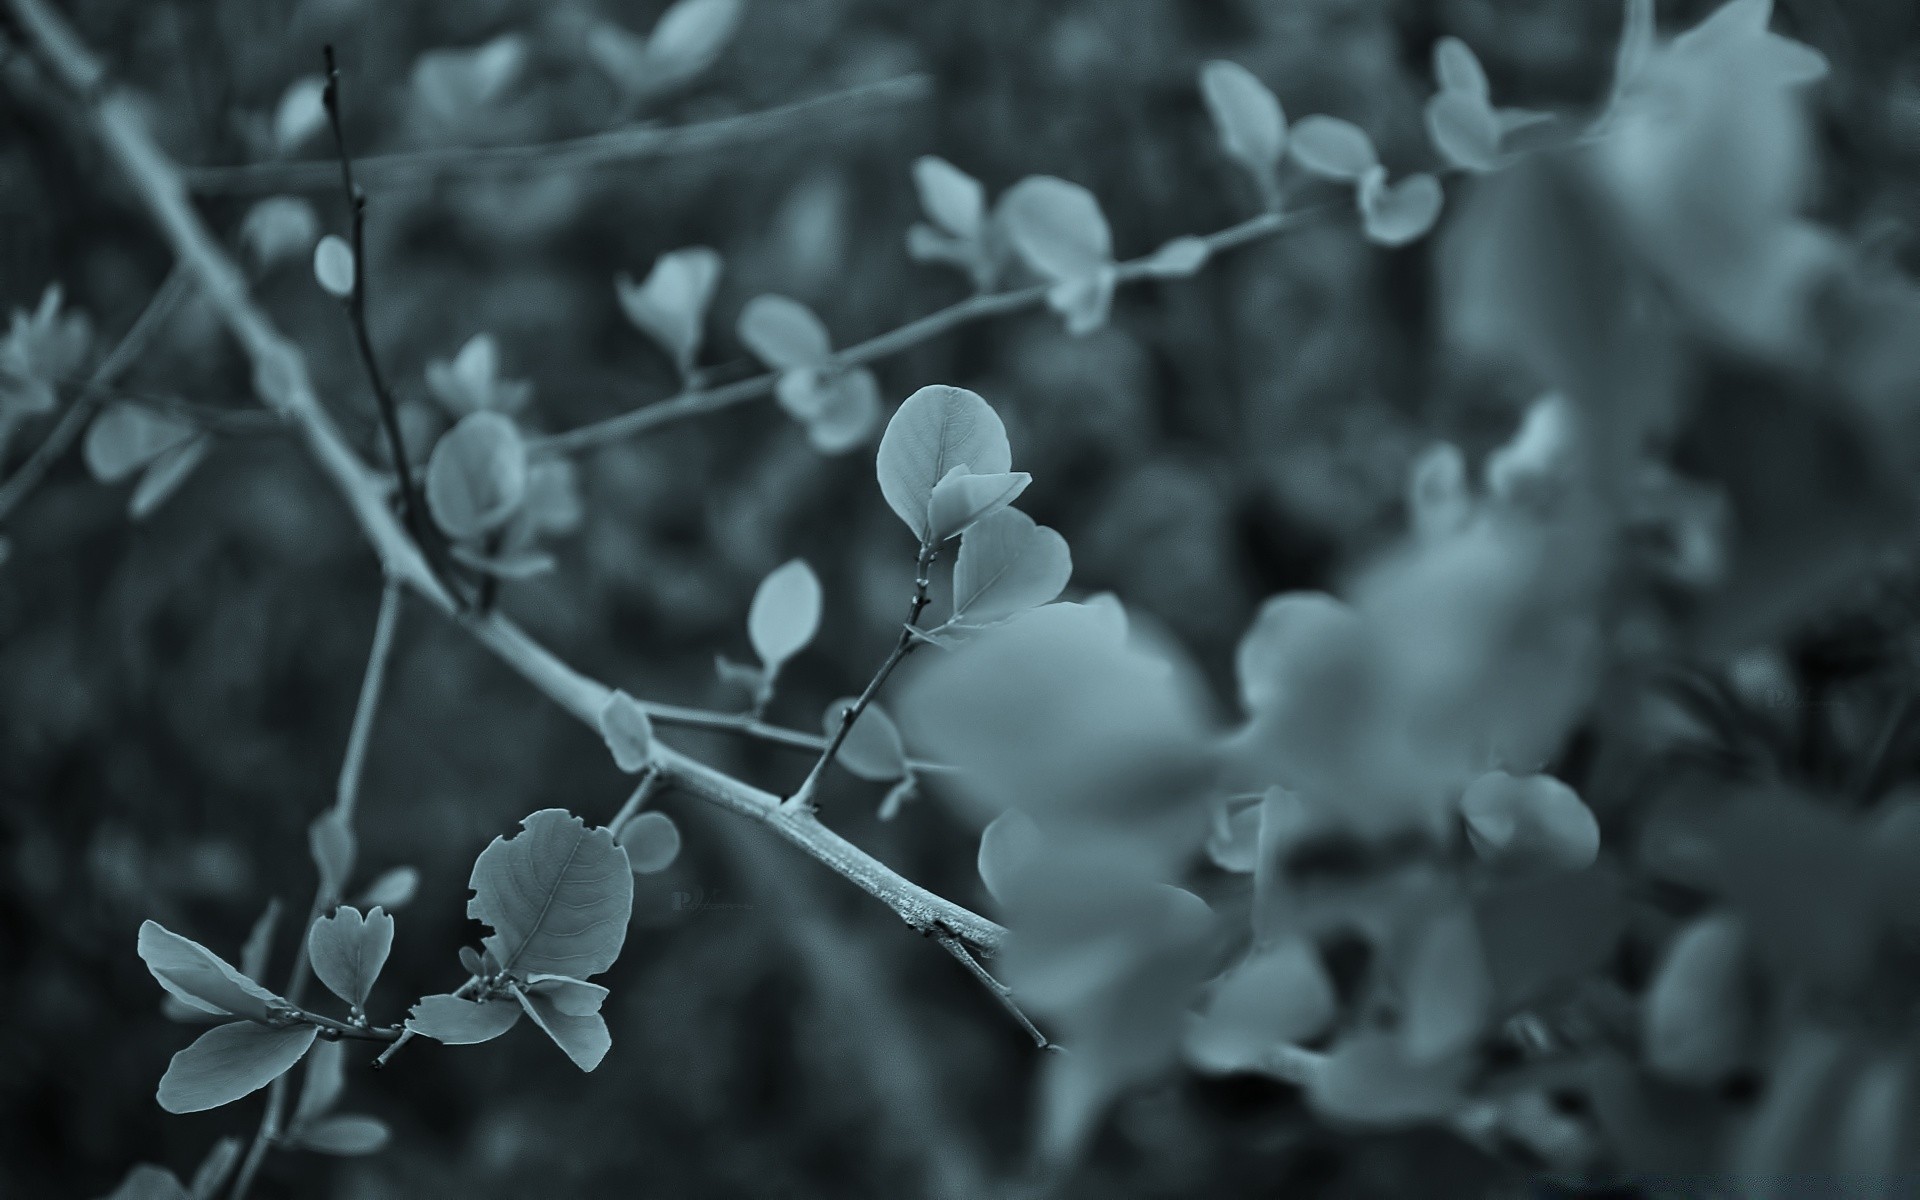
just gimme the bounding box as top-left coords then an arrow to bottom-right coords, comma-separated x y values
933,928 -> 1052,1051
606,765 -> 663,839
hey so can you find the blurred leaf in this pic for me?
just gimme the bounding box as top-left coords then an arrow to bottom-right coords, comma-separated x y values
822,698 -> 907,782
238,898 -> 281,984
1045,267 -> 1117,335
138,921 -> 283,1023
411,36 -> 526,124
1458,771 -> 1601,874
85,403 -> 195,484
978,809 -> 1045,907
1400,905 -> 1490,1063
643,0 -> 744,85
512,986 -> 612,1072
1407,442 -> 1472,540
425,334 -> 531,418
747,558 -> 822,670
406,994 -> 521,1044
293,1037 -> 344,1126
597,691 -> 655,772
157,1021 -> 317,1114
1200,60 -> 1287,183
469,809 -> 633,979
927,466 -> 1031,542
99,1165 -> 190,1200
129,433 -> 211,520
617,811 -> 682,874
425,412 -> 528,540
950,508 -> 1072,625
187,1137 -> 241,1200
876,384 -> 1014,542
448,543 -> 554,580
737,294 -> 831,370
1643,911 -> 1751,1084
312,235 -> 354,298
307,904 -> 394,1009
240,197 -> 320,271
0,284 -> 88,419
289,1114 -> 390,1157
1185,937 -> 1336,1073
1307,1030 -> 1468,1126
776,366 -> 881,454
355,866 -> 420,911
1140,236 -> 1210,279
616,248 -> 722,376
1000,176 -> 1113,283
1433,37 -> 1490,100
1473,867 -> 1625,1008
271,76 -> 326,155
1710,793 -> 1877,988
1288,116 -> 1378,180
914,156 -> 985,240
1425,90 -> 1502,172
309,811 -> 356,900
1358,169 -> 1443,247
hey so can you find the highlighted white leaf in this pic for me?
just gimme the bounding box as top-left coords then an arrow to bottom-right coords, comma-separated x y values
951,508 -> 1072,625
312,235 -> 354,298
1433,37 -> 1490,100
1000,176 -> 1113,283
737,294 -> 831,370
405,994 -> 522,1044
617,811 -> 682,874
468,809 -> 634,979
525,974 -> 611,1016
644,0 -> 743,84
747,558 -> 823,669
240,197 -> 320,270
1425,90 -> 1502,172
306,904 -> 394,1009
927,466 -> 1032,542
157,1021 -> 317,1114
355,866 -> 421,911
616,247 -> 722,374
1358,169 -> 1443,247
914,157 -> 985,240
138,921 -> 283,1023
823,697 -> 908,782
1288,116 -> 1379,180
597,691 -> 655,772
876,385 -> 1013,542
425,411 -> 528,540
272,76 -> 328,154
1201,61 -> 1287,178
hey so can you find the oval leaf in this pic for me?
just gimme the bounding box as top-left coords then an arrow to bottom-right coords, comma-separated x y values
644,0 -> 742,82
999,176 -> 1113,283
405,994 -> 522,1045
1201,60 -> 1287,178
914,156 -> 985,240
306,904 -> 395,1009
737,294 -> 831,370
291,1114 -> 391,1157
158,1021 -> 317,1114
617,811 -> 682,874
356,866 -> 420,911
597,690 -> 655,772
1400,906 -> 1491,1063
469,809 -> 634,979
1644,911 -> 1750,1083
293,1037 -> 345,1125
977,809 -> 1046,907
85,404 -> 196,484
312,235 -> 354,298
1288,115 -> 1379,180
309,810 -> 356,900
1458,771 -> 1600,873
425,411 -> 528,540
1186,937 -> 1336,1074
616,247 -> 722,374
747,558 -> 822,669
1433,36 -> 1491,100
1425,90 -> 1502,173
1358,170 -> 1444,247
138,921 -> 283,1023
876,385 -> 1014,542
130,433 -> 212,520
823,697 -> 908,782
951,507 -> 1072,624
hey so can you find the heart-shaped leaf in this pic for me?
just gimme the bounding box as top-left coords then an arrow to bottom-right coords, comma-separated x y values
927,466 -> 1032,542
1288,116 -> 1379,180
822,697 -> 908,781
999,176 -> 1113,283
616,247 -> 722,375
138,922 -> 284,1023
1358,169 -> 1444,247
469,809 -> 634,979
157,1021 -> 318,1114
85,404 -> 196,484
425,334 -> 531,417
513,985 -> 612,1071
425,411 -> 528,540
876,385 -> 1014,542
406,994 -> 522,1044
289,1114 -> 391,1157
1046,267 -> 1116,336
616,811 -> 682,874
1425,90 -> 1502,173
597,690 -> 655,772
1200,60 -> 1287,180
312,235 -> 354,298
914,156 -> 985,240
747,558 -> 822,670
737,294 -> 831,370
777,366 -> 881,454
950,508 -> 1072,624
307,904 -> 395,1009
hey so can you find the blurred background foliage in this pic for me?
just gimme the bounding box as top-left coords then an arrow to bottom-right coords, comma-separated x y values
8,0 -> 1920,1196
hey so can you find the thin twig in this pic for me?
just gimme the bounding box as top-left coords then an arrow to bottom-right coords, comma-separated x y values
605,765 -> 663,839
0,266 -> 191,524
787,541 -> 937,811
337,579 -> 403,822
182,74 -> 932,194
638,701 -> 957,773
530,208 -> 1309,457
934,929 -> 1051,1051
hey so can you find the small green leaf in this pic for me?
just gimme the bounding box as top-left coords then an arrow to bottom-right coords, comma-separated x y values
913,156 -> 985,240
138,921 -> 284,1023
424,334 -> 531,417
1200,60 -> 1287,180
469,809 -> 633,979
272,76 -> 327,153
976,809 -> 1045,907
157,1021 -> 318,1114
615,247 -> 722,375
307,904 -> 395,1009
950,508 -> 1072,625
308,811 -> 356,900
1433,37 -> 1491,100
293,1037 -> 344,1125
822,698 -> 908,782
289,1114 -> 391,1157
240,197 -> 320,270
747,558 -> 822,670
1288,116 -> 1379,180
597,690 -> 655,772
130,433 -> 212,520
737,294 -> 831,370
100,1165 -> 191,1200
616,811 -> 682,874
643,0 -> 743,84
406,994 -> 522,1044
1000,176 -> 1113,284
312,235 -> 354,298
513,985 -> 612,1071
1425,90 -> 1503,172
1357,169 -> 1444,247
426,411 -> 528,540
927,466 -> 1032,542
1140,236 -> 1210,279
876,385 -> 1014,542
355,866 -> 420,911
84,404 -> 196,484
188,1136 -> 242,1200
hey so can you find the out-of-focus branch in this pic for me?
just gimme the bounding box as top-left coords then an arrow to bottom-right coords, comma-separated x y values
530,208 -> 1310,457
5,0 -> 1005,958
182,75 -> 932,195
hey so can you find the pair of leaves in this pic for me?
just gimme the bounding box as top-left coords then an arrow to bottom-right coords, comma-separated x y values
586,0 -> 742,96
84,402 -> 214,520
408,976 -> 613,1071
876,384 -> 1023,544
949,508 -> 1071,627
617,247 -> 722,378
425,411 -> 529,540
737,295 -> 880,453
425,334 -> 533,417
1287,115 -> 1444,247
1,284 -> 90,420
1424,37 -> 1552,174
906,157 -> 996,289
1000,177 -> 1117,334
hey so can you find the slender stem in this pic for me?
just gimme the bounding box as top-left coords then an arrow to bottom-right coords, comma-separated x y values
638,702 -> 958,773
0,266 -> 191,523
286,1006 -> 401,1042
531,208 -> 1318,459
605,766 -> 662,839
337,580 -> 403,822
786,542 -> 936,812
181,75 -> 931,194
934,929 -> 1052,1051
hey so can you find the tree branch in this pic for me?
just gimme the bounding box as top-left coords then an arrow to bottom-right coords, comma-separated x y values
5,0 -> 1005,960
181,74 -> 932,194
